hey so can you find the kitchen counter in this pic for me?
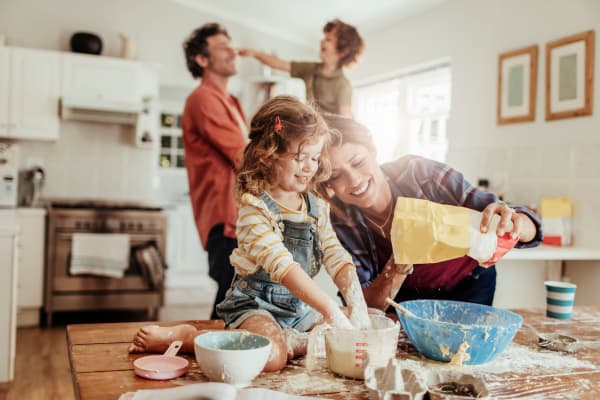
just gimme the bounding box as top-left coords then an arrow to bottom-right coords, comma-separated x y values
67,307 -> 600,400
504,244 -> 600,260
495,245 -> 600,308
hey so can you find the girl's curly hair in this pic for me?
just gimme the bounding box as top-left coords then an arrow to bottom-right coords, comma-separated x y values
236,96 -> 332,199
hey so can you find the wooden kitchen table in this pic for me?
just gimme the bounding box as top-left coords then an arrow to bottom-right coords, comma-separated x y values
67,307 -> 600,400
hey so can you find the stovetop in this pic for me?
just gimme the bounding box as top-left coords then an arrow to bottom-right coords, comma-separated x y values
46,198 -> 167,232
47,198 -> 163,212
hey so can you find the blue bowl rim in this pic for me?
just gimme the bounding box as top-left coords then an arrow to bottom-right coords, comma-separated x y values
397,299 -> 523,329
194,331 -> 271,351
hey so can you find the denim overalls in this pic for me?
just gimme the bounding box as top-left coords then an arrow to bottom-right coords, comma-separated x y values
216,191 -> 323,332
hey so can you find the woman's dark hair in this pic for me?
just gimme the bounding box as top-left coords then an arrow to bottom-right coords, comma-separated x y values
322,113 -> 376,152
323,19 -> 364,68
183,23 -> 230,78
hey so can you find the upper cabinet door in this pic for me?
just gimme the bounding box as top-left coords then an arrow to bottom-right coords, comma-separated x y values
62,53 -> 140,102
9,48 -> 61,141
0,48 -> 10,136
136,63 -> 160,99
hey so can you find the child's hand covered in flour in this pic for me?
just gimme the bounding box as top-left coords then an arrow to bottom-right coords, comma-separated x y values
326,303 -> 354,329
333,263 -> 372,330
346,277 -> 372,330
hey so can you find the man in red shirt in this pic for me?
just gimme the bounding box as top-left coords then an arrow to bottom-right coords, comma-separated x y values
182,23 -> 247,319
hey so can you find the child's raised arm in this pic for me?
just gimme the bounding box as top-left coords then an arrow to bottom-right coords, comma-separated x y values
237,48 -> 291,73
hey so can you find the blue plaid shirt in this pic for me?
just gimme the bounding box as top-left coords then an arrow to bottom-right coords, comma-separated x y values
330,155 -> 543,291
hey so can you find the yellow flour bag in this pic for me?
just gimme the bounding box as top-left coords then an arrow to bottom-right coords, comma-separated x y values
390,197 -> 518,267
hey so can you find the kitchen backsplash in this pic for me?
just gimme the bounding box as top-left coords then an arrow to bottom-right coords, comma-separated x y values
449,143 -> 600,248
17,121 -> 157,201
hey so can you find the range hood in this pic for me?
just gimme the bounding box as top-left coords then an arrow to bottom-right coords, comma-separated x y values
60,96 -> 145,125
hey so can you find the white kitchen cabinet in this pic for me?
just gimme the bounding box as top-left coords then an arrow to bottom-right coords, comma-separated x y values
0,211 -> 18,383
16,208 -> 46,327
0,47 -> 61,141
164,201 -> 211,286
62,53 -> 138,102
160,201 -> 216,321
495,246 -> 600,308
0,48 -> 9,136
62,53 -> 157,102
137,63 -> 160,99
61,53 -> 160,148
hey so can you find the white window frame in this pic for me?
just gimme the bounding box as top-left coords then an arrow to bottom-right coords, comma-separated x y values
353,61 -> 452,163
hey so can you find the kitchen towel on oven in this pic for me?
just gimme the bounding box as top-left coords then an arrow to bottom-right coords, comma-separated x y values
70,233 -> 130,278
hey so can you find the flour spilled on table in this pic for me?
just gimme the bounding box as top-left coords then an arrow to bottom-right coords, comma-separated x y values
466,343 -> 597,375
395,342 -> 597,376
366,342 -> 599,399
251,360 -> 367,398
280,371 -> 348,395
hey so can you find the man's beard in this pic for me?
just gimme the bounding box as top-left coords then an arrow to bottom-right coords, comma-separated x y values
207,58 -> 235,77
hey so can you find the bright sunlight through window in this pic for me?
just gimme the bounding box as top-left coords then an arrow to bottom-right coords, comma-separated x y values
354,64 -> 451,164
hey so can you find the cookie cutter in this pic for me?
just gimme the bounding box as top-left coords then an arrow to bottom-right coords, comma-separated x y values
524,323 -> 578,353
538,333 -> 579,353
364,358 -> 490,399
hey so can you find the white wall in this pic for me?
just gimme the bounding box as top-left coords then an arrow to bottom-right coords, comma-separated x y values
0,0 -> 313,201
352,0 -> 600,247
351,0 -> 600,305
0,0 -> 313,86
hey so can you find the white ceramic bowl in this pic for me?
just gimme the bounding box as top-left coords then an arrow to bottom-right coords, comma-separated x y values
194,331 -> 271,387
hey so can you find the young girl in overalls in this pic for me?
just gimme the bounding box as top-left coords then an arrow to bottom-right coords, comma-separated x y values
216,96 -> 370,372
128,96 -> 369,372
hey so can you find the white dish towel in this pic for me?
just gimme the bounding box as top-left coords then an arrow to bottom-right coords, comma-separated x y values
70,233 -> 130,278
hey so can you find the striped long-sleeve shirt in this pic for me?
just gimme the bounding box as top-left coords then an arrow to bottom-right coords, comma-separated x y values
230,192 -> 353,283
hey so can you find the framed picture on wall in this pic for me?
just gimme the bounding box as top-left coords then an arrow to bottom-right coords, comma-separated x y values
546,30 -> 595,121
497,45 -> 538,125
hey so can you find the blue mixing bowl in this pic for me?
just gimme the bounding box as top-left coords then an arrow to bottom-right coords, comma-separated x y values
396,300 -> 523,365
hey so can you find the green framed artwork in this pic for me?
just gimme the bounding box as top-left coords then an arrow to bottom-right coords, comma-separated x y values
497,45 -> 538,125
546,30 -> 595,121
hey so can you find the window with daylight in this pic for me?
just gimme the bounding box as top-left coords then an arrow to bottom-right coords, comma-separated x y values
353,64 -> 451,163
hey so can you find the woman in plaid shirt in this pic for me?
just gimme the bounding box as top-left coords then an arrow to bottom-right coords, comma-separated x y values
320,115 -> 543,310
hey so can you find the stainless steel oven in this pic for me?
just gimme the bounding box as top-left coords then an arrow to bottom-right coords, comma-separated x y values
44,199 -> 167,325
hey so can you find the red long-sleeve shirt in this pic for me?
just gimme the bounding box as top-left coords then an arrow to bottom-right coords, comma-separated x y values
182,77 -> 247,248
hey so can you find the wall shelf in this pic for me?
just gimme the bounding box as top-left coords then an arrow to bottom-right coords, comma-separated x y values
503,245 -> 600,261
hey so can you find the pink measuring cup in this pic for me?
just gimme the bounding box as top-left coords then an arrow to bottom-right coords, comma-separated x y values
133,340 -> 189,380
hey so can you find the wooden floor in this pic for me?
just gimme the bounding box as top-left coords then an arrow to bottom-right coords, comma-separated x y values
2,311 -> 153,400
4,327 -> 75,400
